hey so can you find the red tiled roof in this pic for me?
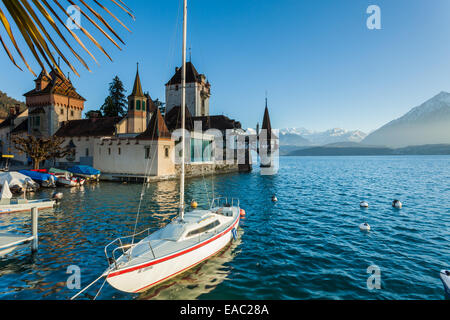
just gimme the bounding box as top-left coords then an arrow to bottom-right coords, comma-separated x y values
24,69 -> 86,101
54,117 -> 122,137
137,109 -> 171,140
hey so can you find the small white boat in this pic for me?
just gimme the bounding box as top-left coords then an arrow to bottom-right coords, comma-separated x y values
0,181 -> 55,215
56,176 -> 85,187
50,168 -> 86,187
105,198 -> 240,293
440,270 -> 450,296
0,172 -> 39,194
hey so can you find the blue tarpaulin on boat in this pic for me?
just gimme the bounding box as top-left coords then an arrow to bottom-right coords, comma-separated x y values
68,166 -> 100,176
19,170 -> 57,182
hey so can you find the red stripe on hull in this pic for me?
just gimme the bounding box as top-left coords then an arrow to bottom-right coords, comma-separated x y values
108,217 -> 240,279
134,236 -> 234,293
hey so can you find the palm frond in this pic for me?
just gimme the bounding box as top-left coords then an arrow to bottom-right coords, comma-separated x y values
0,0 -> 134,77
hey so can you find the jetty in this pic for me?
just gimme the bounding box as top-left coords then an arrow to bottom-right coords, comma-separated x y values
0,208 -> 39,257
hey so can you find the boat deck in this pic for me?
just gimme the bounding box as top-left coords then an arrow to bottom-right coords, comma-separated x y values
110,208 -> 239,271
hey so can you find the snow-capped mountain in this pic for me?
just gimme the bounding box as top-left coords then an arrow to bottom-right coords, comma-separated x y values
278,128 -> 367,146
363,91 -> 450,147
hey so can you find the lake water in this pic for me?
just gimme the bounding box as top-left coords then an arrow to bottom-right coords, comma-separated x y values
0,156 -> 449,300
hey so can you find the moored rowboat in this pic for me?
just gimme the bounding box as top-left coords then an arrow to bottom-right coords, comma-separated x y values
68,166 -> 101,181
19,170 -> 57,188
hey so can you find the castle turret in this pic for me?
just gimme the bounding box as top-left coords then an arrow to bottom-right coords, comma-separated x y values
260,98 -> 275,168
24,69 -> 85,137
165,62 -> 210,117
127,64 -> 147,134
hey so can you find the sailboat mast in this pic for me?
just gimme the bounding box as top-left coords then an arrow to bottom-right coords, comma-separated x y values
180,0 -> 187,220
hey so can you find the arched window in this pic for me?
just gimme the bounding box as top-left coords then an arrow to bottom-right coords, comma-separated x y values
136,100 -> 141,111
142,101 -> 146,111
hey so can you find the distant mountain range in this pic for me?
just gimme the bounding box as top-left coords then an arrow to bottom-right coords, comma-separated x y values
363,91 -> 450,147
274,91 -> 450,155
279,128 -> 367,146
284,142 -> 450,156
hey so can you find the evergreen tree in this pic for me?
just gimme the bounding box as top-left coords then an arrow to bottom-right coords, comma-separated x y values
85,110 -> 103,119
101,76 -> 127,117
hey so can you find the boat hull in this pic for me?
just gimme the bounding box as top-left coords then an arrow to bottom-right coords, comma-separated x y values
441,271 -> 450,296
107,218 -> 239,293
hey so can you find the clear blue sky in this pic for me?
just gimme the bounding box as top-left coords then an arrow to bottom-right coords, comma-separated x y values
1,0 -> 450,133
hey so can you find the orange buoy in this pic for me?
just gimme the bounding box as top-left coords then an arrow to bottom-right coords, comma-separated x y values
240,209 -> 246,217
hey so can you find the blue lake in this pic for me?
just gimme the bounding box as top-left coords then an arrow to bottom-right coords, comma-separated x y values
0,156 -> 449,300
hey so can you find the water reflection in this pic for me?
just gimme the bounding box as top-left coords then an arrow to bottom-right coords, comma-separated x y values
1,157 -> 448,300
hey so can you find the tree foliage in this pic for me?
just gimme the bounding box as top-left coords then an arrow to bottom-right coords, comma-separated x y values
0,0 -> 134,77
101,76 -> 127,117
12,134 -> 73,170
85,109 -> 103,119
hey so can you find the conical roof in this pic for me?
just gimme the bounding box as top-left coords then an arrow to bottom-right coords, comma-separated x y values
261,99 -> 272,138
130,64 -> 144,97
137,108 -> 171,140
166,62 -> 204,86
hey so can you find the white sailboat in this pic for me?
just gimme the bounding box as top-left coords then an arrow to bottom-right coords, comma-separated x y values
102,0 -> 242,294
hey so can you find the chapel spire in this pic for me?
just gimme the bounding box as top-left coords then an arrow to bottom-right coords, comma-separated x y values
130,63 -> 144,97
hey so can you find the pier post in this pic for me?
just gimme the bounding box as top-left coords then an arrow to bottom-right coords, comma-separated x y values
31,207 -> 38,252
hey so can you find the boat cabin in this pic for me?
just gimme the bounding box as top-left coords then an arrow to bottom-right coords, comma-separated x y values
156,210 -> 235,242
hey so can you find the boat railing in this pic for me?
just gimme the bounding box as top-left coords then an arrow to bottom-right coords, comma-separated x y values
210,197 -> 240,209
104,228 -> 156,269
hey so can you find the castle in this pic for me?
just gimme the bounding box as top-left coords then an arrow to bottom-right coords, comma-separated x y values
0,61 -> 251,178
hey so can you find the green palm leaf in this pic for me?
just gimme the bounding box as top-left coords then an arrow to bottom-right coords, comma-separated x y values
0,0 -> 134,77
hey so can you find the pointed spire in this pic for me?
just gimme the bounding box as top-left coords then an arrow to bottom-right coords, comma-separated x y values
131,62 -> 144,97
137,108 -> 171,140
262,98 -> 272,140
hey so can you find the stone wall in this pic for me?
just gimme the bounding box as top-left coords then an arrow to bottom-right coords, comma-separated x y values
175,162 -> 239,178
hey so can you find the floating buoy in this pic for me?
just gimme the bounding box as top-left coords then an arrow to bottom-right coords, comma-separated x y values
191,200 -> 198,209
240,209 -> 246,217
272,195 -> 278,202
359,223 -> 371,232
392,200 -> 402,209
360,201 -> 369,208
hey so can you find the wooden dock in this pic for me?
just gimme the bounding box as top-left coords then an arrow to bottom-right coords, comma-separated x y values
0,233 -> 34,257
0,208 -> 39,257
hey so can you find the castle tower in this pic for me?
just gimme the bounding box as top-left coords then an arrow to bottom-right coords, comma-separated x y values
24,69 -> 85,137
127,64 -> 147,134
165,61 -> 211,117
260,98 -> 275,168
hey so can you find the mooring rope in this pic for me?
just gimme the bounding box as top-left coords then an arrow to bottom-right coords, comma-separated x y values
70,273 -> 106,300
